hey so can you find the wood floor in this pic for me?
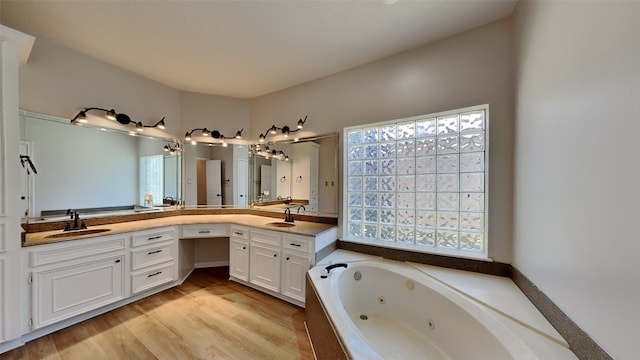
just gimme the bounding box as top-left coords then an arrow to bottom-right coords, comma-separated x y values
1,267 -> 314,360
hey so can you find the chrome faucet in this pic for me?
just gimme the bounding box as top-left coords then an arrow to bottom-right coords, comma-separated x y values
284,208 -> 294,223
320,263 -> 348,278
296,205 -> 306,213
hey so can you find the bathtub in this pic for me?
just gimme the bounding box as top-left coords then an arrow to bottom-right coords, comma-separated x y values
306,255 -> 577,360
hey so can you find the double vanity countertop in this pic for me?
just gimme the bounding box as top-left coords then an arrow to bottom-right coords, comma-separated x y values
22,208 -> 338,247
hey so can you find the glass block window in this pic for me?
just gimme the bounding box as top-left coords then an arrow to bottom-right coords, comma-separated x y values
344,105 -> 488,258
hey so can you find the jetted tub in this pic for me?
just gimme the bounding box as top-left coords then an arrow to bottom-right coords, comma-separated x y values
307,256 -> 577,360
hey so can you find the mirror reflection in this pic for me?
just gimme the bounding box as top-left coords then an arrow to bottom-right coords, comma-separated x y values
248,134 -> 338,215
19,111 -> 182,220
184,143 -> 249,208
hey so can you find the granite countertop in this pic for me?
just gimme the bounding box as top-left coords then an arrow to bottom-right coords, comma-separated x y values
23,214 -> 337,247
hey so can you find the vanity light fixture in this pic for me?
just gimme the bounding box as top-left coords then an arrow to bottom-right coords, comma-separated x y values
70,107 -> 168,133
257,116 -> 307,142
183,127 -> 243,145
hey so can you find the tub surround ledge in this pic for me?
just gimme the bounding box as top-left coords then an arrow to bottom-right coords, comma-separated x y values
511,267 -> 613,360
337,240 -> 512,277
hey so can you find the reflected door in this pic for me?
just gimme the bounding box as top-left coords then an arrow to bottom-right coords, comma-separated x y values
206,160 -> 222,206
236,158 -> 248,207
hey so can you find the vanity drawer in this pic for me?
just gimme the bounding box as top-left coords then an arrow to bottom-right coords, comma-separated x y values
131,262 -> 176,294
282,234 -> 313,254
131,241 -> 175,271
250,229 -> 281,247
30,235 -> 127,267
230,226 -> 249,240
131,228 -> 175,247
181,223 -> 228,238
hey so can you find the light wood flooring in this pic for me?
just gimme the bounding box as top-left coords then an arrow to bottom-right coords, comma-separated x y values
1,267 -> 313,360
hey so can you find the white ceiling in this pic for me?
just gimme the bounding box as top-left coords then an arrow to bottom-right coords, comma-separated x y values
1,0 -> 517,99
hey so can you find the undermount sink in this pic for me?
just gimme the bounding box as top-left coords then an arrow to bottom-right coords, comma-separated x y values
265,222 -> 296,228
45,228 -> 111,239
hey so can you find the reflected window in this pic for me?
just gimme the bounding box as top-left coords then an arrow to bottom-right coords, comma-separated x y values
140,155 -> 163,206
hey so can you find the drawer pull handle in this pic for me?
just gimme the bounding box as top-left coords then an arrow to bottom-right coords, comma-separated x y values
234,231 -> 243,236
148,235 -> 162,240
148,249 -> 163,255
198,230 -> 211,234
147,271 -> 163,278
290,243 -> 301,247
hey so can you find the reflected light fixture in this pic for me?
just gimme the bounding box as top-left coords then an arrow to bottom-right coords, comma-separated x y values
257,116 -> 307,143
163,141 -> 182,155
251,144 -> 289,161
70,107 -> 168,133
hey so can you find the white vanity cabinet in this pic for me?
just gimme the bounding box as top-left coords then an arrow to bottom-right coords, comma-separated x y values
229,226 -> 249,281
181,223 -> 228,238
130,227 -> 178,295
28,234 -> 128,329
231,225 -> 337,307
281,234 -> 313,303
249,229 -> 282,293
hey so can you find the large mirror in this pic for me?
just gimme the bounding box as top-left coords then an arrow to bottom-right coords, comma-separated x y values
19,110 -> 182,221
248,134 -> 338,216
182,142 -> 249,208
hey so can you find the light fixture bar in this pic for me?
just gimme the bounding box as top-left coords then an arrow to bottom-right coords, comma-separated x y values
256,115 -> 307,143
71,107 -> 168,132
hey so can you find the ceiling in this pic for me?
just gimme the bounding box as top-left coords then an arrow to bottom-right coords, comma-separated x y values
1,0 -> 517,99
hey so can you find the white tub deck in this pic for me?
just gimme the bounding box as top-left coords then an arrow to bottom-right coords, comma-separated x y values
313,250 -> 577,360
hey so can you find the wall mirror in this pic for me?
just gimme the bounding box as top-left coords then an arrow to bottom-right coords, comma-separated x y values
248,134 -> 338,216
19,110 -> 182,221
182,142 -> 249,208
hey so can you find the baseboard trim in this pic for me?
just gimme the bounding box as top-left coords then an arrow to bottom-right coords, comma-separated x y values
194,260 -> 229,268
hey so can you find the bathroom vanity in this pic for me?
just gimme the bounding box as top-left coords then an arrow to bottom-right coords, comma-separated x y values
19,210 -> 337,344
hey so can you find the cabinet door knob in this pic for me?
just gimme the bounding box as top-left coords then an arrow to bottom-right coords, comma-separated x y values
286,257 -> 290,261
273,254 -> 277,258
115,259 -> 121,264
242,246 -> 246,250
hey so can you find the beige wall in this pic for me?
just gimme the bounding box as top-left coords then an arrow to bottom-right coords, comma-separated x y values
251,19 -> 515,262
513,2 -> 640,359
179,91 -> 250,139
18,37 -> 182,136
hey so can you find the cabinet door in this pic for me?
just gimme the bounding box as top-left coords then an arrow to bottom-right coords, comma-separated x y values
33,255 -> 125,328
249,243 -> 281,292
281,252 -> 310,303
229,238 -> 249,282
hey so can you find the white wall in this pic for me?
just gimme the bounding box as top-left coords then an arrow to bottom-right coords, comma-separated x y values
513,2 -> 640,359
251,19 -> 515,262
